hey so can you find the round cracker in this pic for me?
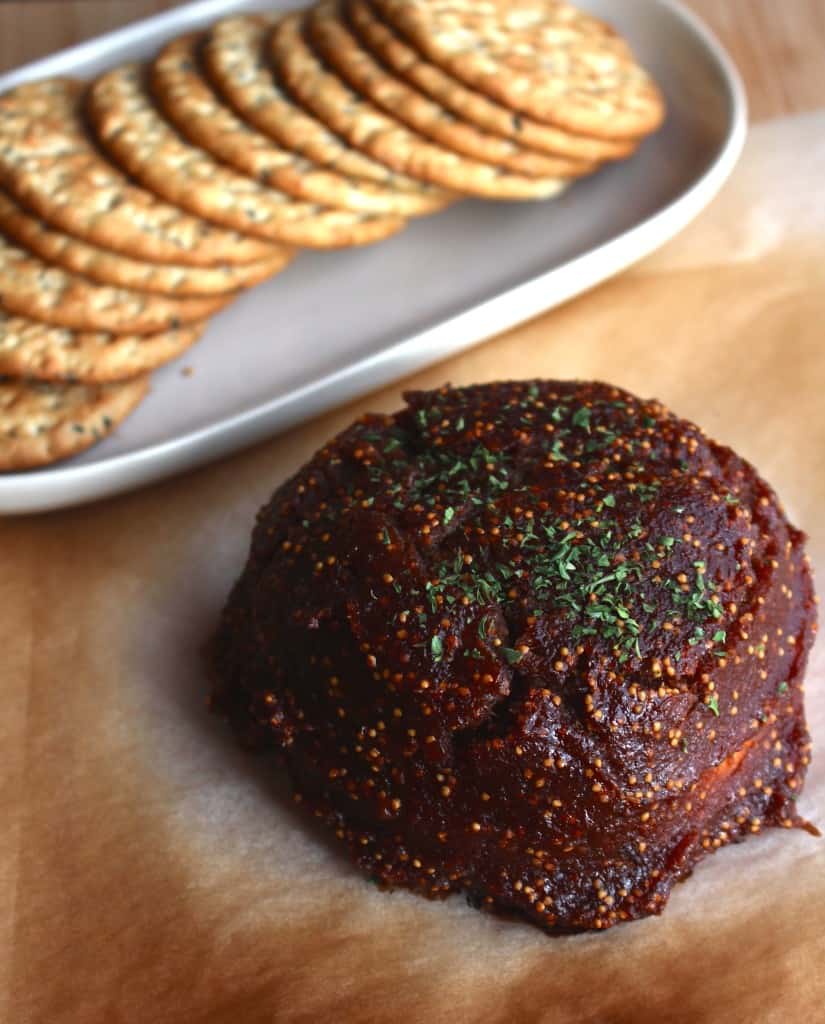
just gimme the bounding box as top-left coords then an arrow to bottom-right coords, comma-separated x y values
87,63 -> 406,249
152,33 -> 453,219
0,233 -> 230,334
0,313 -> 204,382
348,0 -> 634,162
0,375 -> 148,470
0,189 -> 292,296
311,1 -> 591,178
370,0 -> 665,140
202,15 -> 452,215
272,10 -> 569,201
0,79 -> 279,267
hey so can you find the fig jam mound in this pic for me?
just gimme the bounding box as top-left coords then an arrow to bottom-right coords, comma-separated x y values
212,380 -> 818,933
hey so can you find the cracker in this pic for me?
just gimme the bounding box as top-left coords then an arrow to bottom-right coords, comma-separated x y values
310,1 -> 591,179
0,190 -> 291,296
370,0 -> 665,140
152,33 -> 453,219
0,233 -> 229,334
87,63 -> 406,249
349,0 -> 634,162
272,9 -> 568,200
0,375 -> 148,470
202,15 -> 453,215
0,79 -> 278,267
0,313 -> 204,382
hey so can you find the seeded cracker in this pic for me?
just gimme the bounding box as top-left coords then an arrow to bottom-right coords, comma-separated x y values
348,0 -> 634,162
310,1 -> 591,179
0,375 -> 148,469
0,190 -> 291,296
152,33 -> 453,219
370,0 -> 665,139
0,232 -> 229,334
202,15 -> 454,215
0,313 -> 204,382
272,10 -> 569,200
88,64 -> 405,249
0,79 -> 278,267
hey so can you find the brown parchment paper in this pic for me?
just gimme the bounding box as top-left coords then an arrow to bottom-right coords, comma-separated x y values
3,111 -> 825,1024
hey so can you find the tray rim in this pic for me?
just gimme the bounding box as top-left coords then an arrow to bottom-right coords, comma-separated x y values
0,0 -> 747,515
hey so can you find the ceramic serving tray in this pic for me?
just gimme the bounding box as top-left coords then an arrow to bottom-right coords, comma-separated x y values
0,0 -> 746,513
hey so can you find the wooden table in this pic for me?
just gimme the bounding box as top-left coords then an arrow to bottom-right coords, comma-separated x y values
1,0 -> 823,121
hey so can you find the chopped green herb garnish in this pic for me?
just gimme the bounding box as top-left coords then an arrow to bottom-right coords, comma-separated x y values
549,439 -> 567,462
706,694 -> 720,716
431,635 -> 444,662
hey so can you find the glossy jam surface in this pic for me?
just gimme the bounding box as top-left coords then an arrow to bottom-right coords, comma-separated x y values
213,380 -> 817,932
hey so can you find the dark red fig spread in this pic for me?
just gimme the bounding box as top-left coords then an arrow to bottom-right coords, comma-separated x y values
212,380 -> 818,933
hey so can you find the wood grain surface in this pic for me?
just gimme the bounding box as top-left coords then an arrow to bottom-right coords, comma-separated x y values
0,0 -> 822,121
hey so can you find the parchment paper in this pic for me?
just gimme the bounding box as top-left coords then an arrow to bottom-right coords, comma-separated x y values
3,112 -> 825,1024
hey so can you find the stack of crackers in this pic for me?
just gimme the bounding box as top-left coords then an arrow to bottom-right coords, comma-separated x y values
0,0 -> 664,472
